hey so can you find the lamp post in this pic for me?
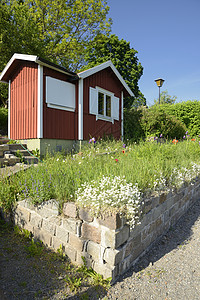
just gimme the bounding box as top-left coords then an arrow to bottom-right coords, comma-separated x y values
155,78 -> 165,104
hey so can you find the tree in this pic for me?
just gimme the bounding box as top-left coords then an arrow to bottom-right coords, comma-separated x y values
0,0 -> 111,105
25,0 -> 111,70
154,90 -> 177,105
82,34 -> 146,108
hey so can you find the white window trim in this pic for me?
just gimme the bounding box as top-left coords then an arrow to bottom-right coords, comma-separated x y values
96,86 -> 114,122
47,103 -> 75,112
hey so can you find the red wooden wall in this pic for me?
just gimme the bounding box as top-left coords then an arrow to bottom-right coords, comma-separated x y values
10,62 -> 38,140
83,67 -> 123,140
43,67 -> 78,140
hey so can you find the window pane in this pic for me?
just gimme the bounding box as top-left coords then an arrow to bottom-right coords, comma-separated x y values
98,92 -> 104,115
106,95 -> 111,117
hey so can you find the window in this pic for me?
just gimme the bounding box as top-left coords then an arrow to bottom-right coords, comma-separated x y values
46,76 -> 75,111
89,86 -> 119,122
98,92 -> 104,115
106,95 -> 111,117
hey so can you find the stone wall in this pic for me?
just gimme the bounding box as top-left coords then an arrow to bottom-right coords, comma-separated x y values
2,177 -> 200,282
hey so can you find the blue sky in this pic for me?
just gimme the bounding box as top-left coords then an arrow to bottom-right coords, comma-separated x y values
107,0 -> 200,106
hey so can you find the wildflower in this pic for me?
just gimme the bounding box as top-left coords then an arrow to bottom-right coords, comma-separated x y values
115,159 -> 119,162
191,139 -> 196,141
186,131 -> 188,134
122,144 -> 126,148
89,137 -> 96,144
172,139 -> 178,144
160,134 -> 163,138
122,150 -> 125,154
154,136 -> 158,140
183,135 -> 186,139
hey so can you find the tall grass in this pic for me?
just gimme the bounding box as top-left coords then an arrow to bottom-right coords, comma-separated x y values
1,138 -> 200,215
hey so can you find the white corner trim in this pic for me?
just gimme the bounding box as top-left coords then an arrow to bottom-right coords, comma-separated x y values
37,65 -> 43,139
78,78 -> 83,140
8,80 -> 11,139
78,61 -> 134,97
121,91 -> 124,140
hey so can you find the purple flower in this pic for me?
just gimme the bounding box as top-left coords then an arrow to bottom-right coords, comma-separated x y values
183,135 -> 186,139
89,137 -> 96,144
122,144 -> 126,148
154,136 -> 158,140
186,131 -> 188,135
160,134 -> 163,138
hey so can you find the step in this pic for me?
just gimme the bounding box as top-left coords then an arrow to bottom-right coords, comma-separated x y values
0,138 -> 9,145
0,157 -> 20,167
8,144 -> 28,151
10,149 -> 32,157
23,156 -> 39,164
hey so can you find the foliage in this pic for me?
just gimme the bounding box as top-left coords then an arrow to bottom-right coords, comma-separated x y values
0,0 -> 111,71
140,106 -> 187,139
82,34 -> 145,108
0,106 -> 8,134
76,176 -> 142,228
157,100 -> 200,137
154,90 -> 177,105
0,0 -> 111,104
123,107 -> 145,142
1,139 -> 200,225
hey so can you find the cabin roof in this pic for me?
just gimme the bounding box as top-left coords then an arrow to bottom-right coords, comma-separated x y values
78,61 -> 134,97
0,53 -> 77,83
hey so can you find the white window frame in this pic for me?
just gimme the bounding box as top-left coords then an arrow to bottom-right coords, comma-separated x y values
89,86 -> 119,123
96,87 -> 113,122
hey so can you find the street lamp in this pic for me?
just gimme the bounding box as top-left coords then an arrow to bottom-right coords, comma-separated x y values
155,78 -> 165,104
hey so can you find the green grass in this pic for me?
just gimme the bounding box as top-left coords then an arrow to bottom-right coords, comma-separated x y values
1,138 -> 200,220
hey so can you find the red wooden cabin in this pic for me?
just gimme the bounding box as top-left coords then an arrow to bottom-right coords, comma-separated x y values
0,54 -> 133,154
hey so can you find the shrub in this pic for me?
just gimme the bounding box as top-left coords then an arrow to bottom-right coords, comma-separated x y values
140,106 -> 186,139
0,106 -> 8,135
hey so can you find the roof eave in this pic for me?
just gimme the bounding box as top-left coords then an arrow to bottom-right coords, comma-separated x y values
78,61 -> 134,97
0,53 -> 77,83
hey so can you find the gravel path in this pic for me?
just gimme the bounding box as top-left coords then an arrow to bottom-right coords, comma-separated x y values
104,198 -> 200,300
0,199 -> 200,300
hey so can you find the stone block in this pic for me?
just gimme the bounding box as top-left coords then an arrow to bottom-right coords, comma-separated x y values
63,202 -> 77,218
97,213 -> 125,230
56,226 -> 69,243
52,236 -> 65,251
87,241 -> 102,261
64,245 -> 77,262
159,193 -> 167,204
79,208 -> 94,222
93,262 -> 118,280
144,199 -> 152,214
82,223 -> 101,244
36,205 -> 59,218
0,144 -> 9,151
125,233 -> 141,258
14,206 -> 31,227
42,219 -> 56,235
104,247 -> 123,266
76,251 -> 94,268
101,225 -> 130,249
33,227 -> 52,247
62,218 -> 80,234
29,211 -> 43,228
69,233 -> 85,252
131,243 -> 144,261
